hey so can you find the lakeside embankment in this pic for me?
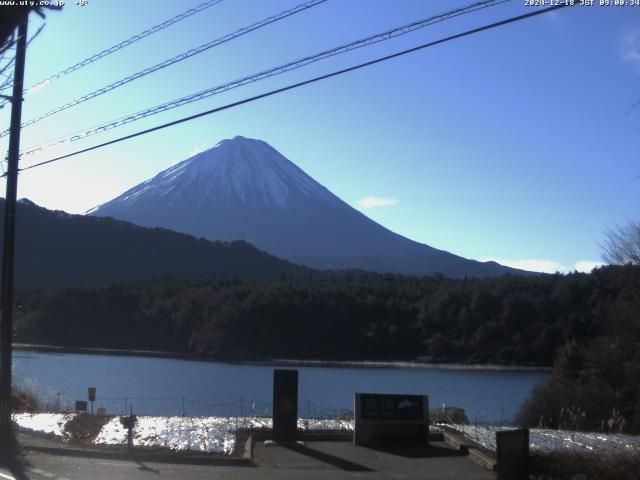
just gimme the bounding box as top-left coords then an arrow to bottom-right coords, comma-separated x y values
13,343 -> 551,371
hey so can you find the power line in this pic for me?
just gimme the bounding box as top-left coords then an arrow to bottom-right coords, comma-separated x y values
0,0 -> 224,100
0,0 -> 327,136
19,0 -> 509,156
11,2 -> 575,177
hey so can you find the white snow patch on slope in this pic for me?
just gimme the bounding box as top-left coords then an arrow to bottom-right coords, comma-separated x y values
12,413 -> 71,436
95,416 -> 353,454
444,423 -> 640,453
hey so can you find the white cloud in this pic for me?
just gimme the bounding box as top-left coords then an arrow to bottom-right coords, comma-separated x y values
189,145 -> 205,157
483,258 -> 568,273
621,30 -> 640,71
574,260 -> 605,273
177,145 -> 205,165
26,79 -> 51,96
356,196 -> 398,209
483,258 -> 606,274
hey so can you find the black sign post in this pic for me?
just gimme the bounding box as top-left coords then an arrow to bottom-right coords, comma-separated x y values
88,387 -> 96,415
272,369 -> 298,443
120,415 -> 138,451
496,428 -> 529,480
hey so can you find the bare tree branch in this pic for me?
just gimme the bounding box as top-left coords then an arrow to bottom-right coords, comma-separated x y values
0,32 -> 15,57
600,221 -> 640,265
0,20 -> 47,104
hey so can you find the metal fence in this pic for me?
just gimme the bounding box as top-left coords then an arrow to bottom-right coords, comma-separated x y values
28,388 -> 354,420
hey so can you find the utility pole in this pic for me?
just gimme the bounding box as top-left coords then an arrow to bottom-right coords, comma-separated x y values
0,17 -> 28,443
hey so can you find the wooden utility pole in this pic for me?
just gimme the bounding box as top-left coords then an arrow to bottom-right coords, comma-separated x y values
0,17 -> 28,442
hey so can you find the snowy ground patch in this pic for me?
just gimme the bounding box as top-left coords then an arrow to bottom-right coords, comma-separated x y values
95,416 -> 353,454
444,424 -> 640,453
15,413 -> 640,456
12,413 -> 71,436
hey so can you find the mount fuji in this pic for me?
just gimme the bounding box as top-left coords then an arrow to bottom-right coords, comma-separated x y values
88,136 -> 528,277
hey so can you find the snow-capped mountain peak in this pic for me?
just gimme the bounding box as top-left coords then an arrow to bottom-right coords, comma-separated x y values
88,136 -> 529,278
89,136 -> 336,213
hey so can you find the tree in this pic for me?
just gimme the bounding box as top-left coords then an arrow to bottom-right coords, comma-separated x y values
601,221 -> 640,265
0,6 -> 59,121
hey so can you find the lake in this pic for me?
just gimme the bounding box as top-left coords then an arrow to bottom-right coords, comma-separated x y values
12,350 -> 550,423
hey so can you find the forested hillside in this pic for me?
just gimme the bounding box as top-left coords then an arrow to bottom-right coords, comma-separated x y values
1,199 -> 315,287
14,265 -> 639,367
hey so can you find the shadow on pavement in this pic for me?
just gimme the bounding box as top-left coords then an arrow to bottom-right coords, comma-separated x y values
1,432 -> 31,480
135,460 -> 161,475
366,442 -> 465,459
1,455 -> 30,480
280,442 -> 373,471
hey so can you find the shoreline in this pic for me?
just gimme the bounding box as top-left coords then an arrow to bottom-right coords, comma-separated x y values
13,343 -> 551,372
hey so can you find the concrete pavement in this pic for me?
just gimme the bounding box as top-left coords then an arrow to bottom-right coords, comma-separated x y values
0,431 -> 496,480
253,440 -> 495,479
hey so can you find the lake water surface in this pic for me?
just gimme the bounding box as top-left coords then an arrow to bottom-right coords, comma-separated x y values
13,350 -> 549,423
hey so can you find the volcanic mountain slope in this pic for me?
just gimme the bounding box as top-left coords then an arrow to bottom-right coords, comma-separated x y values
2,198 -> 314,288
89,136 -> 531,278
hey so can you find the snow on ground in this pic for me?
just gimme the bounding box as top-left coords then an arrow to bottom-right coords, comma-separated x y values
19,412 -> 638,456
12,413 -> 71,436
13,413 -> 352,454
444,423 -> 640,453
95,416 -> 353,454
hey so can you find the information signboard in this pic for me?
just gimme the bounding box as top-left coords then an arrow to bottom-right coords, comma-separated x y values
360,393 -> 424,421
354,392 -> 429,446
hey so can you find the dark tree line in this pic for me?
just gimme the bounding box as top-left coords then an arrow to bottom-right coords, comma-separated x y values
13,265 -> 639,368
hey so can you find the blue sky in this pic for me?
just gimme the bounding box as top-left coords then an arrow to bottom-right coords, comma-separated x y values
0,0 -> 638,273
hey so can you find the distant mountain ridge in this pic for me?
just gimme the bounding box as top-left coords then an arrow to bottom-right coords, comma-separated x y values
1,199 -> 314,288
89,136 -> 532,278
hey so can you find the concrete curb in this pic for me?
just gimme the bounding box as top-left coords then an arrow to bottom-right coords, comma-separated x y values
247,430 -> 353,442
244,434 -> 254,460
20,444 -> 254,467
442,429 -> 497,471
442,431 -> 473,452
467,447 -> 497,471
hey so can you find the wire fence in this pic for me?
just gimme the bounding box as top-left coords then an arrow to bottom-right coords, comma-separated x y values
19,380 -> 516,425
31,389 -> 355,421
36,391 -> 520,429
432,403 -> 519,428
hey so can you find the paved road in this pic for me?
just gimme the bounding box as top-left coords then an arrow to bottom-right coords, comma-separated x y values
1,439 -> 495,480
2,453 -> 254,480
